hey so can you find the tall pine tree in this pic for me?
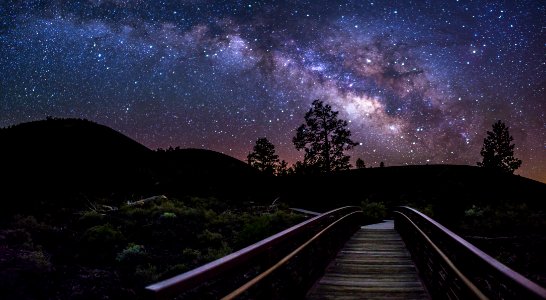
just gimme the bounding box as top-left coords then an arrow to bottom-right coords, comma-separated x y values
477,120 -> 522,173
293,100 -> 358,173
247,137 -> 279,175
356,158 -> 366,169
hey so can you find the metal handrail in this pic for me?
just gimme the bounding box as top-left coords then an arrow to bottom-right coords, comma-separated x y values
394,206 -> 546,299
145,206 -> 361,299
222,210 -> 363,299
394,210 -> 487,299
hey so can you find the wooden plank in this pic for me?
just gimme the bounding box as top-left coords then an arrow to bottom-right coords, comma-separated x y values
306,224 -> 429,300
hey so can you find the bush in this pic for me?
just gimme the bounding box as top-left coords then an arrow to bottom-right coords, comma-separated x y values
420,204 -> 435,217
235,211 -> 303,247
0,229 -> 34,249
198,229 -> 223,246
116,243 -> 146,263
135,264 -> 159,284
464,205 -> 485,217
158,211 -> 178,225
236,214 -> 273,247
12,215 -> 50,233
0,248 -> 54,299
0,195 -> 309,299
361,200 -> 387,224
78,210 -> 106,228
160,212 -> 177,219
187,196 -> 228,213
20,250 -> 52,271
204,243 -> 232,261
160,264 -> 188,279
181,248 -> 203,266
80,224 -> 125,262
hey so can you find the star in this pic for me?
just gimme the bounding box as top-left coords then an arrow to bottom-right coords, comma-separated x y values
0,0 -> 544,182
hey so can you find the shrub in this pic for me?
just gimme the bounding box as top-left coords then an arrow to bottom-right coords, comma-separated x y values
235,211 -> 304,247
82,224 -> 124,245
181,248 -> 203,266
158,212 -> 178,225
187,196 -> 228,212
78,210 -> 106,228
160,264 -> 188,279
135,264 -> 159,284
361,200 -> 387,224
198,229 -> 223,247
20,250 -> 52,271
0,229 -> 34,249
236,214 -> 273,247
80,224 -> 125,262
12,215 -> 50,232
464,205 -> 485,217
116,243 -> 146,263
204,242 -> 232,261
160,212 -> 177,219
420,204 -> 435,217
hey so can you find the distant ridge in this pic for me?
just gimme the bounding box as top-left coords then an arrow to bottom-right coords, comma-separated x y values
0,118 -> 265,213
156,147 -> 258,177
279,164 -> 546,215
0,117 -> 152,155
153,147 -> 263,199
2,118 -> 544,216
0,118 -> 155,207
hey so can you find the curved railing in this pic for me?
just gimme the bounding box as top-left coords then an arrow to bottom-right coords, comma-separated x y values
145,206 -> 363,299
394,206 -> 546,300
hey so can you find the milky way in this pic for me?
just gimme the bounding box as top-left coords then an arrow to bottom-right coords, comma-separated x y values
1,1 -> 545,182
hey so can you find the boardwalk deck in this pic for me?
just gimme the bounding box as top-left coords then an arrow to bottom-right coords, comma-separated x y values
306,220 -> 429,300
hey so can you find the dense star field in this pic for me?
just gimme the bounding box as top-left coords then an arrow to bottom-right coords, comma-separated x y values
1,1 -> 544,182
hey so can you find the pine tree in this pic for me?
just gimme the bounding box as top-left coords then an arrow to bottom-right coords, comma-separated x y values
356,158 -> 366,169
247,137 -> 279,175
477,120 -> 522,173
293,100 -> 358,173
276,160 -> 289,176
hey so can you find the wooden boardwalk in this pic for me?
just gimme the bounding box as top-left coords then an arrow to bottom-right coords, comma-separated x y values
306,220 -> 429,300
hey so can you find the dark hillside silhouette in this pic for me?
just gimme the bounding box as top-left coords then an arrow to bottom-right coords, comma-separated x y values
153,147 -> 266,200
2,118 -> 544,218
0,118 -> 268,214
0,118 -> 155,211
157,147 -> 259,177
278,164 -> 546,222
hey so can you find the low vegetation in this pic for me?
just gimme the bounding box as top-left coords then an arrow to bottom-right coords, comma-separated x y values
456,202 -> 546,286
0,196 -> 305,299
360,200 -> 387,224
401,199 -> 546,287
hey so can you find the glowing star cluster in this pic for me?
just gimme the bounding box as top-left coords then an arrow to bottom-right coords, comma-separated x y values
0,1 -> 544,182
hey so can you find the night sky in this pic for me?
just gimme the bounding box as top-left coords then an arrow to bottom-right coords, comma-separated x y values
1,1 -> 545,182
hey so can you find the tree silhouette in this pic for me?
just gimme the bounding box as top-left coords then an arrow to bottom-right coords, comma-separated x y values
356,158 -> 366,169
247,137 -> 280,175
292,161 -> 313,175
276,160 -> 289,176
379,161 -> 385,168
478,120 -> 522,173
293,100 -> 358,173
